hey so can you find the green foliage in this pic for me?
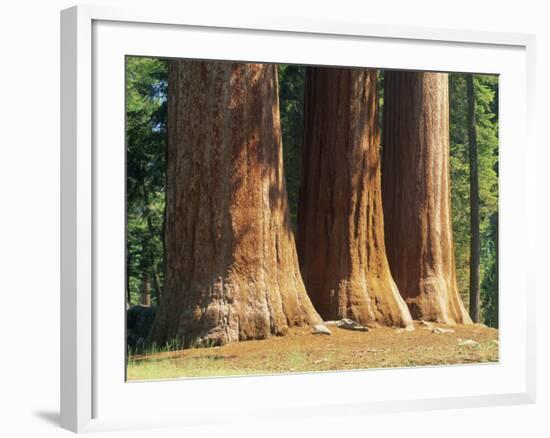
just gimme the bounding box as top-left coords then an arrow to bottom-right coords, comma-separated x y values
126,57 -> 168,306
278,64 -> 305,227
449,73 -> 499,326
377,70 -> 384,130
481,214 -> 499,328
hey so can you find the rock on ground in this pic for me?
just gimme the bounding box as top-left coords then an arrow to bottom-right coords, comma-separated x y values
312,324 -> 332,335
432,327 -> 455,334
458,339 -> 480,347
336,318 -> 369,332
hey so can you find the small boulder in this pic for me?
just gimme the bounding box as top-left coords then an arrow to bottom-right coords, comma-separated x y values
432,327 -> 455,334
312,324 -> 332,335
337,318 -> 369,332
458,339 -> 479,347
395,326 -> 415,333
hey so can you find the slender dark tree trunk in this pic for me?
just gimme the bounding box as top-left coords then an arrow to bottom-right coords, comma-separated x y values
149,60 -> 321,347
138,228 -> 152,306
297,67 -> 412,328
467,75 -> 480,323
152,270 -> 162,305
382,71 -> 471,324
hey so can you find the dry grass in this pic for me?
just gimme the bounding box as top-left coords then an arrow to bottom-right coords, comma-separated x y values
127,321 -> 498,381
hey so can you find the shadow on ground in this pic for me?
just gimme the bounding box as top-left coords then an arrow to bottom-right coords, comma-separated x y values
34,410 -> 59,427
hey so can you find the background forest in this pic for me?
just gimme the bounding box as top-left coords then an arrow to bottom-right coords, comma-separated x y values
126,57 -> 499,328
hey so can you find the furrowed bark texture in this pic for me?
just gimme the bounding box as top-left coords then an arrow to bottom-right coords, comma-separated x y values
297,67 -> 413,328
149,60 -> 321,347
382,71 -> 471,325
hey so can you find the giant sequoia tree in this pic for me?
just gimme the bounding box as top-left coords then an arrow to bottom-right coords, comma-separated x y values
297,67 -> 413,328
382,71 -> 471,324
149,60 -> 321,347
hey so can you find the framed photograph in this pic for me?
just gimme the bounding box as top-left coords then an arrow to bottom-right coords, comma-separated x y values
61,4 -> 536,433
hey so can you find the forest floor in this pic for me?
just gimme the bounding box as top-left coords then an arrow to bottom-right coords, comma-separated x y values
127,321 -> 498,381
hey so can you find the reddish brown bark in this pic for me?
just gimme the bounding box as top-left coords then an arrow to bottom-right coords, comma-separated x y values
297,67 -> 413,328
149,60 -> 321,347
382,71 -> 471,324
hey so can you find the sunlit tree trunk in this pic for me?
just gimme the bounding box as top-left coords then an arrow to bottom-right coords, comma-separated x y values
149,60 -> 321,347
140,274 -> 151,307
297,67 -> 413,328
382,71 -> 471,324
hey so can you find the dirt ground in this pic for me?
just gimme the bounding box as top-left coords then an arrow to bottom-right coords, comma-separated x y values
127,321 -> 498,381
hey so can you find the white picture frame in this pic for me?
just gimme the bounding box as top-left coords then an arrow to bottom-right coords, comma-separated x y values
60,4 -> 536,433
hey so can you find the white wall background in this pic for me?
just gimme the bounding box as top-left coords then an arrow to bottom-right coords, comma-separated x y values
0,0 -> 547,437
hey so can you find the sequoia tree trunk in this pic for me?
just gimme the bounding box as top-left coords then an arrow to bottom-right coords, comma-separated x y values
297,67 -> 413,328
467,74 -> 480,323
149,60 -> 321,347
382,71 -> 471,324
